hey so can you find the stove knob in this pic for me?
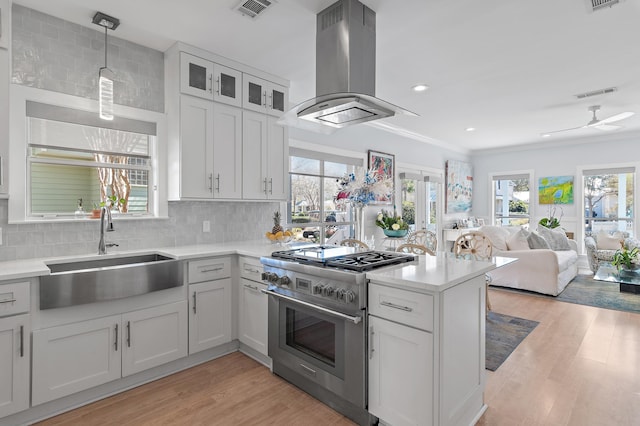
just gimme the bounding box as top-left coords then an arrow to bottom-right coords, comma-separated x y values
313,284 -> 325,295
264,272 -> 279,283
322,286 -> 335,297
336,288 -> 346,301
345,290 -> 357,303
277,276 -> 291,287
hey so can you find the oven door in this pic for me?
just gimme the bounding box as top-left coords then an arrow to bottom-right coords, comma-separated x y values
266,289 -> 366,408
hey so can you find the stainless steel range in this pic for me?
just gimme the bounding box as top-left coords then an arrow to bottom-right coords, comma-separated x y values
260,245 -> 415,426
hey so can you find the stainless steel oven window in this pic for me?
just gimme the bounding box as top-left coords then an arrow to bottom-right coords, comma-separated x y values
278,299 -> 346,379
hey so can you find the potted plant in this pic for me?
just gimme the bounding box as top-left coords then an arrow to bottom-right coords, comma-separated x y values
375,208 -> 409,237
611,242 -> 640,271
539,205 -> 563,229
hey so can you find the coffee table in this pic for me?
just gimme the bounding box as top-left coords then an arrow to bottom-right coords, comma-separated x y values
594,262 -> 640,294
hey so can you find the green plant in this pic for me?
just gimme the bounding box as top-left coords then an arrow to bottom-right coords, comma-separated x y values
375,209 -> 409,231
539,205 -> 563,229
100,195 -> 126,210
612,244 -> 639,271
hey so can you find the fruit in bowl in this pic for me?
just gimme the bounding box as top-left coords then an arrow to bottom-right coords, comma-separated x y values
266,211 -> 293,243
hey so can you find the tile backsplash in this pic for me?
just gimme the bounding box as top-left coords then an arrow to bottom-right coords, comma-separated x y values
0,199 -> 278,261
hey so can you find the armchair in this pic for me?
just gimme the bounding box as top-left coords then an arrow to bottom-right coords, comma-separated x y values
584,231 -> 636,273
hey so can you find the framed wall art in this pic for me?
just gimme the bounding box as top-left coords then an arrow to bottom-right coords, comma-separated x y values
368,150 -> 394,204
445,160 -> 473,213
538,176 -> 574,204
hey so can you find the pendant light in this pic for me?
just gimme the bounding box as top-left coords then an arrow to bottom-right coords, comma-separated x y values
92,12 -> 120,121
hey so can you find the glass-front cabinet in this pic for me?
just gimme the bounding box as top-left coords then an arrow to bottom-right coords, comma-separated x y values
243,73 -> 288,117
180,52 -> 214,100
213,63 -> 242,107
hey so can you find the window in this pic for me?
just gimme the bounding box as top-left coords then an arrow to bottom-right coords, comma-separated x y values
492,172 -> 531,226
289,148 -> 362,243
399,172 -> 441,234
582,166 -> 635,235
26,101 -> 156,217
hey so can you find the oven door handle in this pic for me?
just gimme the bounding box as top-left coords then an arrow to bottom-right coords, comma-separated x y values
262,289 -> 362,325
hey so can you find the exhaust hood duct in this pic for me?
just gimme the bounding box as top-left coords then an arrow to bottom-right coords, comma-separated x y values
280,0 -> 416,132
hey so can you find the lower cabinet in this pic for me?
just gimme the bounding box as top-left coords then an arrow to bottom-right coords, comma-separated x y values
188,279 -> 232,354
368,315 -> 433,426
32,301 -> 187,406
238,278 -> 267,355
0,314 -> 30,418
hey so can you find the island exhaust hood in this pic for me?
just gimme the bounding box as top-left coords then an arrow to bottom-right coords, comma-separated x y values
279,0 -> 416,132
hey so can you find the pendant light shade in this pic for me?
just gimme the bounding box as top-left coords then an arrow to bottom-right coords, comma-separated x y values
92,12 -> 120,121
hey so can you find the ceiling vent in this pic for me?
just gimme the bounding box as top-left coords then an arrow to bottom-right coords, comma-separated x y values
575,87 -> 617,99
235,0 -> 274,19
586,0 -> 621,12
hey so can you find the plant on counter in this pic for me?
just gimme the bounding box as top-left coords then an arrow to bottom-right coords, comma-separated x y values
375,208 -> 409,231
611,242 -> 640,271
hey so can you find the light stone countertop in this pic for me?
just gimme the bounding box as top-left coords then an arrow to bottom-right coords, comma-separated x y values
365,253 -> 514,294
0,240 -> 284,282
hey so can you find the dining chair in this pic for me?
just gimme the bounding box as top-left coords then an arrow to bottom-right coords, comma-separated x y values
406,230 -> 437,253
396,243 -> 435,256
453,231 -> 493,312
339,239 -> 370,250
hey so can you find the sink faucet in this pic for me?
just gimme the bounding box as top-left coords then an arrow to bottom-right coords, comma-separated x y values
98,206 -> 118,255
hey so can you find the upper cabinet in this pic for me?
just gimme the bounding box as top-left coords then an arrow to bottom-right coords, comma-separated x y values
243,74 -> 289,117
0,46 -> 8,194
167,43 -> 289,201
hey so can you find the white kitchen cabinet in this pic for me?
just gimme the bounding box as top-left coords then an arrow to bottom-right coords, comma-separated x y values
188,257 -> 232,354
242,111 -> 288,200
32,314 -> 121,406
242,73 -> 288,117
213,63 -> 242,107
180,95 -> 214,198
179,96 -> 242,199
368,315 -> 433,426
121,301 -> 188,377
180,52 -> 214,100
238,257 -> 267,356
32,301 -> 187,405
0,47 -> 8,194
0,314 -> 30,418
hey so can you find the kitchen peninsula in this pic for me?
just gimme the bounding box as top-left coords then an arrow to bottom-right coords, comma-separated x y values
1,244 -> 503,426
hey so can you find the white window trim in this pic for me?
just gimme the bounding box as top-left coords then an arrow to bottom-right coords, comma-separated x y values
9,85 -> 168,223
489,169 -> 534,226
576,162 -> 639,253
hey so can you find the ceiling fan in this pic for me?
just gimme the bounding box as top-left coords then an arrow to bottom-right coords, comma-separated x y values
542,105 -> 635,136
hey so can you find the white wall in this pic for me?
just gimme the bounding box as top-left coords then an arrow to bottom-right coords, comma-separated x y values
472,131 -> 640,245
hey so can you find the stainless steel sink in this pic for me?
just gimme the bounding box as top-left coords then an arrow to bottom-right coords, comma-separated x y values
40,253 -> 183,310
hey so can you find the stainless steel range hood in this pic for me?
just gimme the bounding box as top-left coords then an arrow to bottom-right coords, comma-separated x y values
279,0 -> 416,132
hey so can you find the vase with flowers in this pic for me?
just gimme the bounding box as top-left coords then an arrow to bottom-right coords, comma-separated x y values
375,207 -> 409,237
335,168 -> 393,241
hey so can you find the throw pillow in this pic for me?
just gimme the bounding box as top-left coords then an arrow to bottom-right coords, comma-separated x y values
506,229 -> 531,251
478,226 -> 510,251
595,231 -> 624,250
537,226 -> 571,251
527,231 -> 551,250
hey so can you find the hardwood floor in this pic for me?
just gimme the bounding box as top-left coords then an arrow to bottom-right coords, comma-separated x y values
35,285 -> 640,426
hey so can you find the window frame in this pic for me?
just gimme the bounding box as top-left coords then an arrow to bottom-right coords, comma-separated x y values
489,170 -> 533,227
8,85 -> 167,223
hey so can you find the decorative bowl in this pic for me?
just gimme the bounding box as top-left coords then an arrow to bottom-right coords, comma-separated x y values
383,229 -> 408,238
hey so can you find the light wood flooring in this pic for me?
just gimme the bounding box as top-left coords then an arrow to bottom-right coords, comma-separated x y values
36,284 -> 640,426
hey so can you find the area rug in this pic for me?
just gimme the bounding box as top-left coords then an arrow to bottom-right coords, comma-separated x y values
486,311 -> 539,371
555,274 -> 640,314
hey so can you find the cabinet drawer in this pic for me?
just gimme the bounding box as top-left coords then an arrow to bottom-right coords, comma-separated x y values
188,257 -> 231,284
239,257 -> 263,281
368,283 -> 433,332
0,281 -> 30,317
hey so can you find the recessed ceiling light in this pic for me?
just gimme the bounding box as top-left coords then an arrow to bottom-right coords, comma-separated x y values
412,84 -> 429,92
541,134 -> 551,138
465,127 -> 475,132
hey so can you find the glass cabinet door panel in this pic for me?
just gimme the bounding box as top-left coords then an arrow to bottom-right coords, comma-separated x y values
189,63 -> 207,91
271,89 -> 285,112
220,73 -> 236,99
180,52 -> 213,100
213,64 -> 242,107
248,82 -> 264,107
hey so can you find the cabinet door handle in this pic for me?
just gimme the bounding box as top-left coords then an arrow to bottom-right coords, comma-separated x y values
114,324 -> 118,351
215,76 -> 220,95
268,93 -> 273,109
380,300 -> 413,312
208,173 -> 213,192
193,292 -> 197,314
126,321 -> 131,348
0,298 -> 17,304
244,284 -> 259,291
244,267 -> 261,274
19,325 -> 24,358
369,326 -> 375,360
263,178 -> 268,194
262,91 -> 267,107
215,174 -> 220,192
208,74 -> 213,93
268,178 -> 273,194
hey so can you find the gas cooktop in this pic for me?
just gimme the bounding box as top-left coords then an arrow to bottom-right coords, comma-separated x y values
270,245 -> 415,272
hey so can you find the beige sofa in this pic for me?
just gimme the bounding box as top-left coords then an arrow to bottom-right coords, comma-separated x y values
478,225 -> 578,296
